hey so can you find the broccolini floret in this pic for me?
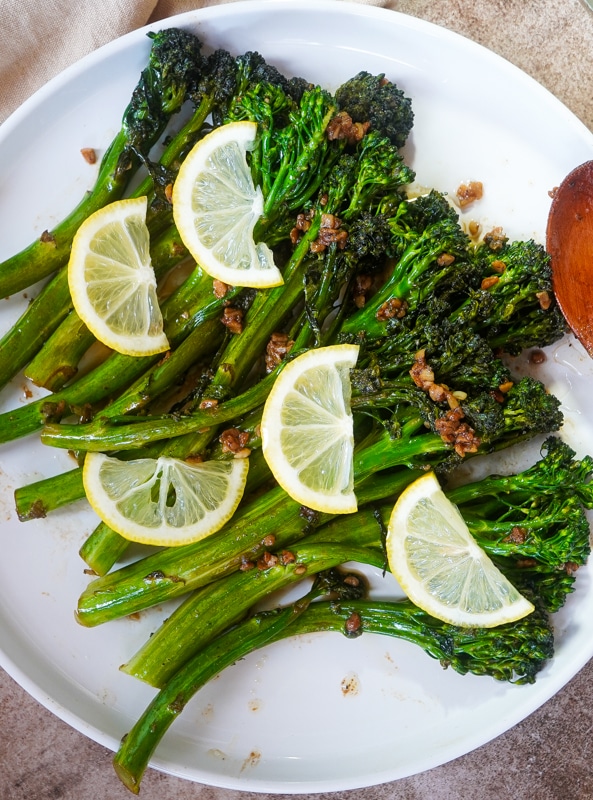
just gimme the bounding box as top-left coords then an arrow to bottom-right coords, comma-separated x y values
470,237 -> 568,354
447,436 -> 593,576
340,194 -> 474,338
121,28 -> 205,163
334,70 -> 414,148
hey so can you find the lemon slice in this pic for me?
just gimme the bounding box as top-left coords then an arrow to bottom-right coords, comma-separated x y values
82,452 -> 249,547
261,344 -> 359,514
172,120 -> 283,288
68,196 -> 169,356
386,471 -> 534,628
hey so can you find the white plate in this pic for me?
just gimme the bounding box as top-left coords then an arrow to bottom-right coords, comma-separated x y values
1,0 -> 593,793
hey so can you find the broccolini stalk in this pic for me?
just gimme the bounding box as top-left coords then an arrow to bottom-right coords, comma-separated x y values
198,223 -> 322,408
76,485 -> 304,624
122,538 -> 384,687
25,314 -> 95,393
0,132 -> 131,299
74,375 -> 560,627
14,468 -> 84,522
340,192 -> 474,339
80,523 -> 131,577
133,47 -> 307,225
0,271 -> 73,391
75,467 -> 419,627
465,496 -> 591,569
78,444 -> 274,577
254,86 -> 341,230
350,374 -> 563,476
339,133 -> 415,222
113,593 -> 551,793
113,603 -> 305,793
0,265 -> 239,444
493,561 -> 577,614
448,436 -> 593,511
334,70 -> 414,148
470,238 -> 567,354
21,224 -> 189,392
112,566 -> 366,794
339,192 -> 565,361
41,361 -> 281,452
286,596 -> 553,684
444,437 -> 593,610
0,28 -> 204,299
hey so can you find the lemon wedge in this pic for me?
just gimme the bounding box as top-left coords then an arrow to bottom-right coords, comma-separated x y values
261,344 -> 359,514
172,120 -> 283,288
82,452 -> 249,547
68,196 -> 169,356
386,471 -> 534,628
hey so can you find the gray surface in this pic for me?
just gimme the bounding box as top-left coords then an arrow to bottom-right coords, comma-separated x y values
3,1 -> 593,798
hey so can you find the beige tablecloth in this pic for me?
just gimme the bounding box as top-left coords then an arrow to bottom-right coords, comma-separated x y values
1,0 -> 388,124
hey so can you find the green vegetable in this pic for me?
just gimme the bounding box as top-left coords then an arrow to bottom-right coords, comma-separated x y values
75,468 -> 416,626
334,69 -> 414,147
22,220 -> 189,392
0,30 -> 586,794
74,383 -> 565,628
121,437 -> 588,687
0,28 -> 204,300
447,436 -> 593,610
112,585 -> 551,793
0,263 -> 237,444
113,566 -> 368,793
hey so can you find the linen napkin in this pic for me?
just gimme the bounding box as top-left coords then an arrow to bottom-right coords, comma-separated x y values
0,0 -> 389,124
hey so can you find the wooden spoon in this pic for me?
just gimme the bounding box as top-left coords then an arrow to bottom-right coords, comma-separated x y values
546,160 -> 593,357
